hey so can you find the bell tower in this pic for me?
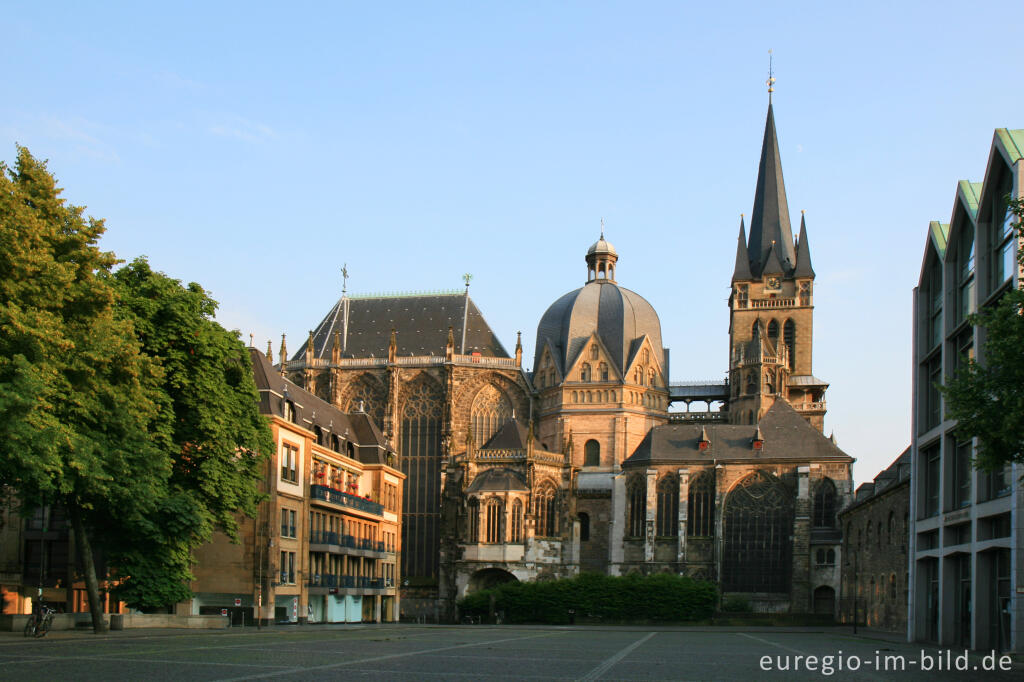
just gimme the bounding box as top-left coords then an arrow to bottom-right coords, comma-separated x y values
727,98 -> 826,431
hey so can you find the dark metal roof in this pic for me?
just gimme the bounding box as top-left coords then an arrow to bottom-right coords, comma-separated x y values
480,418 -> 531,450
293,293 -> 509,361
840,447 -> 911,515
623,399 -> 852,466
748,102 -> 797,278
249,348 -> 394,462
731,218 -> 753,282
534,279 -> 665,377
465,467 -> 530,493
794,213 -> 816,278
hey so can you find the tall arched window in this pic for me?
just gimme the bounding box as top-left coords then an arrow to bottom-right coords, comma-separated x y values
400,377 -> 444,580
599,362 -> 609,381
745,371 -> 757,395
535,485 -> 558,537
783,319 -> 795,368
888,511 -> 895,543
584,439 -> 600,467
485,498 -> 503,543
687,471 -> 713,537
627,477 -> 646,538
580,363 -> 591,382
812,478 -> 837,528
510,499 -> 523,542
767,319 -> 779,341
467,498 -> 480,543
471,384 -> 512,448
656,475 -> 679,536
578,512 -> 590,541
722,471 -> 794,593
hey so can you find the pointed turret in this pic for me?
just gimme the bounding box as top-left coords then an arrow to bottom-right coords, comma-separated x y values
762,239 -> 786,275
748,102 -> 796,277
731,216 -> 753,282
794,211 -> 816,278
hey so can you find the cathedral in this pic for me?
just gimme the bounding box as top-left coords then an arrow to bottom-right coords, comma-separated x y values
280,100 -> 853,620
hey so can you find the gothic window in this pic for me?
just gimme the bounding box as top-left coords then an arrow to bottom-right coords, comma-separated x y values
510,499 -> 523,542
648,369 -> 656,388
764,370 -> 774,394
485,498 -> 503,543
767,319 -> 779,341
799,281 -> 811,306
535,484 -> 558,537
888,511 -> 895,543
579,512 -> 590,541
590,344 -> 599,360
471,384 -> 513,447
745,371 -> 756,395
399,377 -> 444,580
346,373 -> 387,426
627,476 -> 646,538
687,471 -> 713,537
783,319 -> 795,369
467,498 -> 480,543
827,548 -> 835,565
751,320 -> 760,337
722,471 -> 794,593
599,362 -> 609,381
580,363 -> 591,382
812,478 -> 837,528
656,475 -> 679,536
584,439 -> 600,467
737,284 -> 749,308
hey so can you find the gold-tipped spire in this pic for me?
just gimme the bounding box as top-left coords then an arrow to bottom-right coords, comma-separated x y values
766,49 -> 775,100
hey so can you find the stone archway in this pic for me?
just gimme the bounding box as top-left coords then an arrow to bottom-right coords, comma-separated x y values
813,585 -> 836,616
467,567 -> 518,594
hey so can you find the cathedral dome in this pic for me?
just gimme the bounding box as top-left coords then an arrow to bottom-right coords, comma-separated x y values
535,239 -> 665,377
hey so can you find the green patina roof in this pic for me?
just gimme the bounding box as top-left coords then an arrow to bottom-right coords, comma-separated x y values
956,180 -> 982,221
995,129 -> 1024,163
929,221 -> 949,258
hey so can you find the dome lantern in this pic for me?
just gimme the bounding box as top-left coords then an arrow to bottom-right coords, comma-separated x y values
585,222 -> 618,283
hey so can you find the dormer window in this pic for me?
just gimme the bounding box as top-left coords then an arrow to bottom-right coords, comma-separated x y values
580,363 -> 591,382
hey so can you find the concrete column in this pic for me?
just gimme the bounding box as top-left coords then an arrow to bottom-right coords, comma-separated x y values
678,469 -> 690,564
790,466 -> 811,612
645,469 -> 657,563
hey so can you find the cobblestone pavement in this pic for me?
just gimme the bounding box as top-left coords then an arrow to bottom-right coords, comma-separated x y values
0,624 -> 1019,681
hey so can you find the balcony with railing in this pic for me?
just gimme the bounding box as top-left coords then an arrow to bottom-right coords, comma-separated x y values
306,574 -> 390,594
310,484 -> 384,516
308,530 -> 388,557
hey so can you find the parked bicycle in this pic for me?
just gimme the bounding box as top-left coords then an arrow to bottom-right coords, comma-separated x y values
24,604 -> 56,638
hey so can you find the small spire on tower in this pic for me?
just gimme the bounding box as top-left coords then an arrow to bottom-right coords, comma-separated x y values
766,49 -> 775,101
266,339 -> 273,361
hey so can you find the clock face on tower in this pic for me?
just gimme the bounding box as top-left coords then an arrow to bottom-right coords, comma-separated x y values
766,276 -> 781,291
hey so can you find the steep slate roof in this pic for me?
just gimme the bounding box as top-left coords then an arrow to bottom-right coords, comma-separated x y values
249,348 -> 394,463
623,399 -> 852,466
480,418 -> 531,450
293,293 -> 509,361
747,102 -> 797,278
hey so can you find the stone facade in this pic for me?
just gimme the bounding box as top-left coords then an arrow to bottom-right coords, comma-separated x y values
278,99 -> 854,620
838,449 -> 911,633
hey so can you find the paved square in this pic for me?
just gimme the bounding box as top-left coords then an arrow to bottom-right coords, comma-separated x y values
0,625 -> 1017,681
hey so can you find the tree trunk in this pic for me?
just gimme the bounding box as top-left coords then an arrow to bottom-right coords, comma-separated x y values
68,501 -> 108,633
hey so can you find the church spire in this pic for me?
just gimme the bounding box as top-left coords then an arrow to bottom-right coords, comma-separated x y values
732,215 -> 753,282
748,101 -> 796,278
794,211 -> 815,278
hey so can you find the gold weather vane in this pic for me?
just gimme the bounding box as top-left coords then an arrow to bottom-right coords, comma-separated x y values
341,263 -> 349,295
767,49 -> 776,101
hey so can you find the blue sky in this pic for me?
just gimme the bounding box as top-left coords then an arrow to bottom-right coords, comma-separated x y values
6,2 -> 1023,484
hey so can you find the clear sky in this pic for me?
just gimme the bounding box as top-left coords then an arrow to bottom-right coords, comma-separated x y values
5,2 -> 1023,486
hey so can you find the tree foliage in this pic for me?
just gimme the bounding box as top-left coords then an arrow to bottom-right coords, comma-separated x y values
0,147 -> 272,616
105,258 -> 273,608
941,197 -> 1024,471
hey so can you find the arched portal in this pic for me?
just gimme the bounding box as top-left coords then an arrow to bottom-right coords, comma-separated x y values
813,585 -> 836,616
467,568 -> 518,594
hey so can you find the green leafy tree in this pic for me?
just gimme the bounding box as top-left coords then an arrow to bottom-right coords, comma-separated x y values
106,258 -> 272,609
941,197 -> 1024,472
0,147 -> 165,632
